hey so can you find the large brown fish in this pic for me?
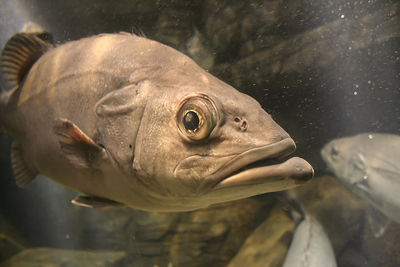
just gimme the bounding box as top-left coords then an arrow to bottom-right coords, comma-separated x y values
0,32 -> 313,211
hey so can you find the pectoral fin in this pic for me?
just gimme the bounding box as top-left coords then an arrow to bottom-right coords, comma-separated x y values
11,142 -> 38,187
366,205 -> 390,238
54,119 -> 107,168
72,195 -> 124,210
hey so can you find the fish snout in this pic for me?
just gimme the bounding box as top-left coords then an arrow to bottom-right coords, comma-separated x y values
285,157 -> 314,183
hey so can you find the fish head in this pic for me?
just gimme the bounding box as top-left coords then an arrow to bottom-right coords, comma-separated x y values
127,59 -> 313,211
321,136 -> 368,185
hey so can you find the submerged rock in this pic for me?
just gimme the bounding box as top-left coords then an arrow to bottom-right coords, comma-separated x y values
337,246 -> 376,267
0,234 -> 25,263
121,198 -> 273,267
0,248 -> 126,267
0,214 -> 27,261
228,205 -> 295,267
293,175 -> 364,254
361,221 -> 400,267
229,176 -> 356,267
225,2 -> 400,87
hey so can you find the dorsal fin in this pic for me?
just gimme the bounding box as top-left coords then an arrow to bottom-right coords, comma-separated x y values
1,33 -> 53,89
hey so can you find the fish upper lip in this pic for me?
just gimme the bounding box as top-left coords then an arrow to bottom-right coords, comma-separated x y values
198,137 -> 305,193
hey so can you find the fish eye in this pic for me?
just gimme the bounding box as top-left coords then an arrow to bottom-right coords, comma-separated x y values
183,110 -> 202,133
331,146 -> 340,160
177,95 -> 218,141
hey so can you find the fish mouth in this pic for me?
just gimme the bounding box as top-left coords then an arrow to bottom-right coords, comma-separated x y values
201,138 -> 314,200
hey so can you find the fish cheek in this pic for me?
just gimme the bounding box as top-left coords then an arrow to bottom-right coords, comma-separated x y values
132,98 -> 189,195
95,81 -> 152,176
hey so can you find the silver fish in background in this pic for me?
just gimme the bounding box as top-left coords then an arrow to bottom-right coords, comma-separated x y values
283,215 -> 337,267
0,31 -> 313,212
280,190 -> 337,267
321,133 -> 400,237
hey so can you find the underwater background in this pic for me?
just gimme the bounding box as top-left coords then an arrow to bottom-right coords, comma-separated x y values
0,0 -> 399,266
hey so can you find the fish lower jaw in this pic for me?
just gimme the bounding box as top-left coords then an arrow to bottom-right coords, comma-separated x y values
213,157 -> 314,190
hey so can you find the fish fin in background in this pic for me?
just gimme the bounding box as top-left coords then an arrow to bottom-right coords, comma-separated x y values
366,205 -> 390,238
11,142 -> 39,187
352,175 -> 391,237
72,195 -> 124,210
54,119 -> 108,169
0,32 -> 53,89
20,21 -> 54,44
276,190 -> 306,224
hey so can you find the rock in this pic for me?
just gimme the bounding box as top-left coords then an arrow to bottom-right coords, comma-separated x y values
152,1 -> 202,51
293,175 -> 400,266
228,205 -> 295,267
227,176 -> 359,267
0,248 -> 126,267
337,246 -> 376,267
293,176 -> 364,254
226,2 -> 400,86
120,197 -> 274,267
186,29 -> 215,70
168,198 -> 272,267
0,214 -> 27,261
361,220 -> 400,266
0,234 -> 23,262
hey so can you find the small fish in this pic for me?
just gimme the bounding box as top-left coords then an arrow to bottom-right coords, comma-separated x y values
283,215 -> 337,267
0,31 -> 313,211
321,133 -> 400,237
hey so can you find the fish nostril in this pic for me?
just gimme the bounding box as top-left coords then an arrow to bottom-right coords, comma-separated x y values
241,121 -> 247,129
234,117 -> 248,131
240,120 -> 247,131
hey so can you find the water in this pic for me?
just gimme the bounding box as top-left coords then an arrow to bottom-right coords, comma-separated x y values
0,0 -> 399,266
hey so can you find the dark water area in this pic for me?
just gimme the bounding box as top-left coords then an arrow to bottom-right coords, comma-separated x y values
0,0 -> 399,266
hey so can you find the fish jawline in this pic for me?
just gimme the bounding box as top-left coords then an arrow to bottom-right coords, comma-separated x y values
214,157 -> 313,189
200,138 -> 296,188
200,138 -> 314,201
202,157 -> 313,203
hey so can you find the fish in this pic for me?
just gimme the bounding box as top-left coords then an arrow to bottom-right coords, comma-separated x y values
281,190 -> 337,267
321,133 -> 400,237
282,215 -> 337,267
0,31 -> 313,212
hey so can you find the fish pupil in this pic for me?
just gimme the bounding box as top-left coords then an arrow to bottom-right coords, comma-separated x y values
184,111 -> 200,131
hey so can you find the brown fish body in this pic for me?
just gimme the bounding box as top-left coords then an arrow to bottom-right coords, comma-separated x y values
0,32 -> 313,211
